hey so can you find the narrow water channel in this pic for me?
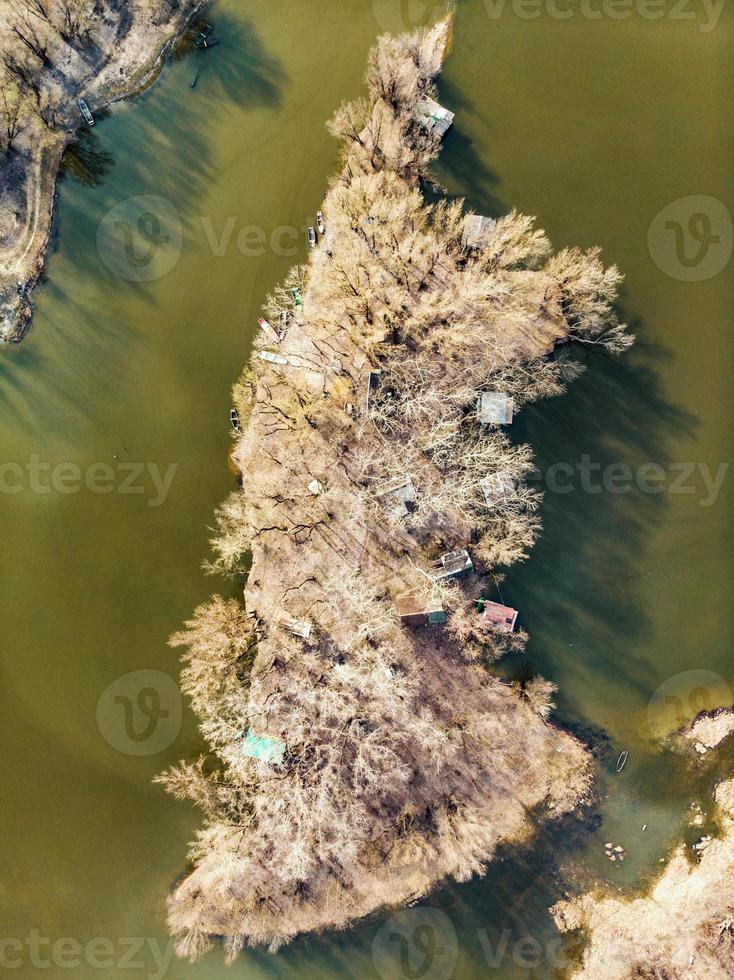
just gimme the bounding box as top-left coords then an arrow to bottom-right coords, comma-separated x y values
0,1 -> 731,977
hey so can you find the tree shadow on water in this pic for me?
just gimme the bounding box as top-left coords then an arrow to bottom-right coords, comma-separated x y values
191,12 -> 287,108
59,127 -> 115,188
431,76 -> 505,216
502,322 -> 698,733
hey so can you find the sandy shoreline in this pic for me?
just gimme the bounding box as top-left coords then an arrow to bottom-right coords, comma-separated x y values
0,0 -> 207,343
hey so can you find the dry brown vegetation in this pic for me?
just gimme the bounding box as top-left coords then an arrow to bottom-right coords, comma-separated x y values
0,0 -> 202,340
675,707 -> 734,758
553,777 -> 734,979
158,17 -> 631,961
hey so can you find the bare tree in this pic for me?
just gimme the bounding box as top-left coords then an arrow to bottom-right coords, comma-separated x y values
10,5 -> 52,67
0,84 -> 29,154
326,98 -> 370,148
2,54 -> 43,108
56,0 -> 91,46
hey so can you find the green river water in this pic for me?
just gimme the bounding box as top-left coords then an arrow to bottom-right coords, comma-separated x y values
0,1 -> 732,976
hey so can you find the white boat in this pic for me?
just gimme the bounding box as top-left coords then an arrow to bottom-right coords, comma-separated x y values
258,351 -> 289,365
230,408 -> 240,431
307,227 -> 317,248
279,617 -> 312,639
78,99 -> 94,127
316,211 -> 326,235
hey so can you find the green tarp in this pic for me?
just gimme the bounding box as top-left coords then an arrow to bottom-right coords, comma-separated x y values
242,730 -> 286,763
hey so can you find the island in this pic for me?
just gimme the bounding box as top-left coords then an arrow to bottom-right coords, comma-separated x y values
157,17 -> 632,962
0,0 -> 203,342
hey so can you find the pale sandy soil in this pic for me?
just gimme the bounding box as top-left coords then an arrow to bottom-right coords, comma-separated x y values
681,708 -> 734,756
0,0 -> 204,341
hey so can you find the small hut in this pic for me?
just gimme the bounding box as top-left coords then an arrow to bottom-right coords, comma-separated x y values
415,96 -> 455,138
477,391 -> 514,425
241,730 -> 286,764
376,475 -> 417,518
433,549 -> 473,581
462,214 -> 497,250
480,472 -> 515,508
396,592 -> 446,627
480,601 -> 518,634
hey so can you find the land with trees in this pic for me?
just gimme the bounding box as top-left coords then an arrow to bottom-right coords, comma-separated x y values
159,16 -> 633,962
0,0 -> 204,341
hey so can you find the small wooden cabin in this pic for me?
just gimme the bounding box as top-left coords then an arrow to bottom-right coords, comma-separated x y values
376,475 -> 417,518
414,96 -> 455,138
462,214 -> 497,250
433,549 -> 473,581
477,391 -> 514,425
480,601 -> 518,634
480,472 -> 515,508
396,592 -> 446,627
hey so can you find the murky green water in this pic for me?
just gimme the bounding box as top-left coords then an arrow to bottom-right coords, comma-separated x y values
1,1 -> 732,976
